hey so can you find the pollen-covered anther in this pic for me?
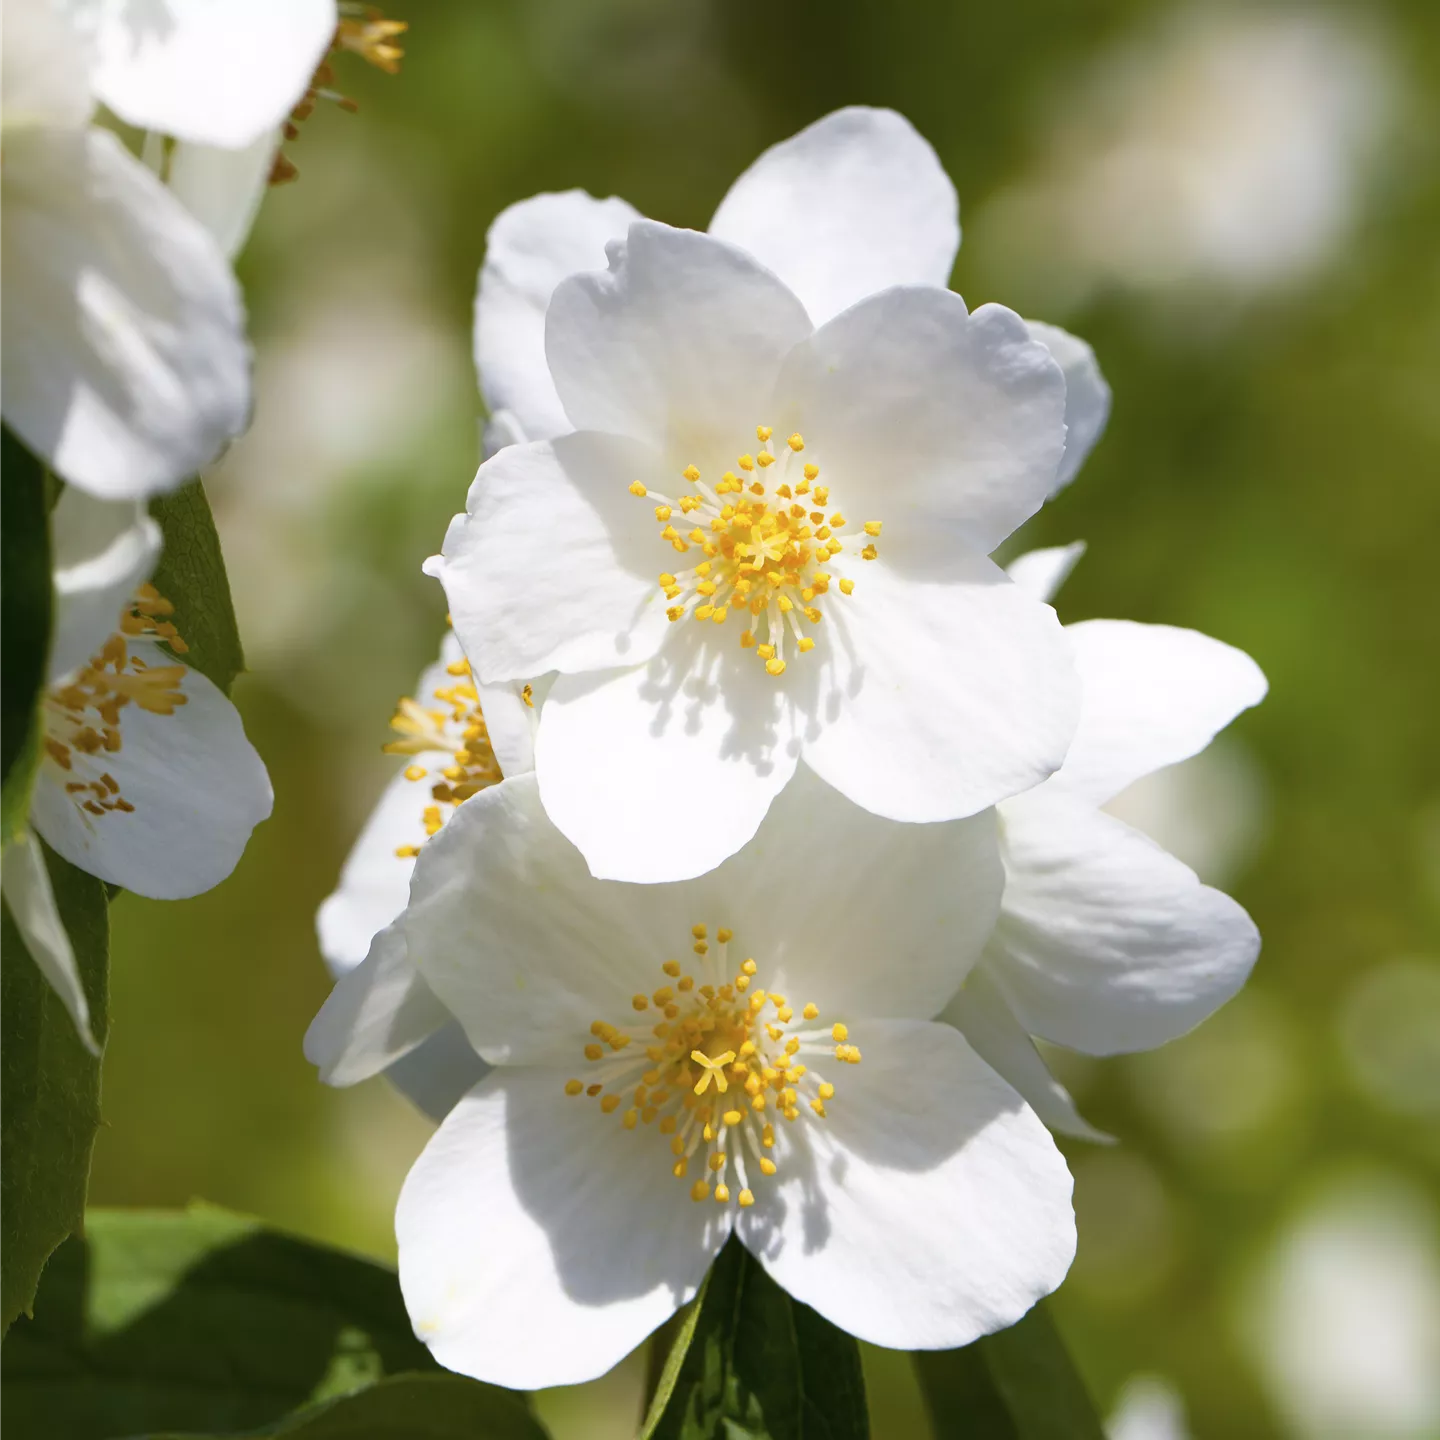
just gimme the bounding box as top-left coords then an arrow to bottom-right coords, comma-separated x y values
628,426 -> 878,674
573,927 -> 855,1208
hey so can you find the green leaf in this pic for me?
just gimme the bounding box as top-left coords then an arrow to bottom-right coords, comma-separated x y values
913,1301 -> 1106,1440
1,426 -> 55,845
0,844 -> 108,1335
0,1204 -> 457,1440
148,1373 -> 552,1439
641,1236 -> 869,1440
148,480 -> 245,694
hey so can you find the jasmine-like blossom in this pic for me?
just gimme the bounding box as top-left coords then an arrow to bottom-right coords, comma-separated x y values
943,546 -> 1266,1137
430,109 -> 1105,884
3,490 -> 272,1049
310,764 -> 1076,1387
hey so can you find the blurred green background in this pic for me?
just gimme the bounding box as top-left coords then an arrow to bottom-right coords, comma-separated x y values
90,1 -> 1440,1436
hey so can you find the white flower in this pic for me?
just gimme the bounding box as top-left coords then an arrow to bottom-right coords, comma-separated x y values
944,546 -> 1266,1137
308,632 -> 539,1118
308,763 -> 1073,1387
4,489 -> 271,1048
430,109 -> 1103,885
0,0 -> 333,499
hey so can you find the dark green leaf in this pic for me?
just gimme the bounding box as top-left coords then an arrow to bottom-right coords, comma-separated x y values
641,1236 -> 869,1440
1,1204 -> 452,1440
913,1301 -> 1106,1440
0,844 -> 108,1334
146,1372 -> 552,1439
1,426 -> 54,845
148,480 -> 245,694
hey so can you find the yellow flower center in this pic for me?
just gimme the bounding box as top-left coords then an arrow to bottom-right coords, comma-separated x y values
629,426 -> 882,676
383,656 -> 526,858
564,923 -> 862,1207
43,584 -> 189,819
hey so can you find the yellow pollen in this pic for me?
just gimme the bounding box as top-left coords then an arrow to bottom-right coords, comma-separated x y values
629,481 -> 648,497
832,1023 -> 849,1043
630,426 -> 876,673
575,926 -> 856,1207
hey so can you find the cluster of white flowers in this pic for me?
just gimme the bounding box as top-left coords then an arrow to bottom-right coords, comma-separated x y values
0,0 -> 355,1046
307,108 -> 1267,1386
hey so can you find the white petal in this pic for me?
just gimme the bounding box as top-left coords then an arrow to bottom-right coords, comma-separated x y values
477,674 -> 544,781
475,190 -> 642,442
1054,620 -> 1268,805
397,1069 -> 727,1389
431,435 -> 671,685
695,764 -> 1000,1022
0,830 -> 99,1054
166,129 -> 279,260
940,963 -> 1110,1142
801,550 -> 1080,822
1024,321 -> 1112,493
546,220 -> 812,455
2,0 -> 94,128
775,291 -> 1066,554
81,0 -> 335,148
403,775 -> 694,1064
480,407 -> 527,460
988,790 -> 1261,1054
382,1022 -> 490,1123
1005,541 -> 1086,605
305,922 -> 453,1086
31,642 -> 272,898
709,107 -> 959,327
315,772 -> 430,977
536,642 -> 800,883
738,1019 -> 1074,1350
1,127 -> 249,500
49,488 -> 162,681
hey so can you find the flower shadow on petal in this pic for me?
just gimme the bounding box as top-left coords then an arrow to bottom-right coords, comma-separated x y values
498,1070 -> 728,1310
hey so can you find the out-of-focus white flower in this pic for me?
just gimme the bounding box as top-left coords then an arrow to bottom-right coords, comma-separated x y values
944,546 -> 1265,1137
309,632 -> 540,1118
1107,1374 -> 1190,1440
310,763 -> 1075,1387
433,111 -> 1105,885
0,3 -> 246,500
1241,1171 -> 1440,1440
4,489 -> 272,1047
979,9 -> 1400,312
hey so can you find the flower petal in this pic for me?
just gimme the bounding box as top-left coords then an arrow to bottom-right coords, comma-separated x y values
1055,620 -> 1268,805
694,764 -> 1000,1022
476,669 -> 546,782
1024,321 -> 1112,493
1,127 -> 249,500
801,550 -> 1080,822
1005,541 -> 1086,605
775,291 -> 1066,554
0,830 -> 99,1054
30,643 -> 272,898
305,921 -> 455,1086
940,963 -> 1110,1142
738,1019 -> 1074,1350
429,434 -> 671,684
166,129 -> 279,260
83,0 -> 335,148
2,0 -> 94,128
397,1068 -> 727,1389
403,775 -> 695,1064
536,641 -> 801,882
989,790 -> 1261,1054
708,107 -> 959,327
546,220 -> 812,456
382,1022 -> 490,1123
475,190 -> 642,442
49,489 -> 162,681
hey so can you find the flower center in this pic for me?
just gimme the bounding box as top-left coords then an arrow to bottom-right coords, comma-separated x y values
629,426 -> 881,676
564,923 -> 862,1207
384,656 -> 529,858
43,584 -> 189,819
